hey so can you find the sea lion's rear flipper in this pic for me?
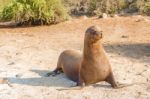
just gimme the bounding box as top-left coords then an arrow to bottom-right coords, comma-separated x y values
45,68 -> 63,77
56,80 -> 85,91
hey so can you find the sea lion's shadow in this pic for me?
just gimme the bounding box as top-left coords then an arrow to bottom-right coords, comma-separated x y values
8,69 -> 76,87
8,69 -> 111,88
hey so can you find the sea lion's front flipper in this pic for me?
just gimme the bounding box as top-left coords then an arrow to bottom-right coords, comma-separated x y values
105,72 -> 118,88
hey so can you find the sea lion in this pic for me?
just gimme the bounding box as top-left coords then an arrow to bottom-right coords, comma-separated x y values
78,26 -> 118,88
47,26 -> 118,88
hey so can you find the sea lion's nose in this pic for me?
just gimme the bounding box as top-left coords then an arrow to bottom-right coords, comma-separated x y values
97,30 -> 103,37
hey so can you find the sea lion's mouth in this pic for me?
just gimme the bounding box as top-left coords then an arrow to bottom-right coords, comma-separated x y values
91,33 -> 102,43
89,37 -> 100,44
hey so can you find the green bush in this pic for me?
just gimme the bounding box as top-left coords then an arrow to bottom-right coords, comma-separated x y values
0,0 -> 69,25
143,2 -> 150,15
87,0 -> 127,15
57,0 -> 150,16
87,0 -> 150,16
62,0 -> 87,15
87,0 -> 97,15
136,0 -> 150,16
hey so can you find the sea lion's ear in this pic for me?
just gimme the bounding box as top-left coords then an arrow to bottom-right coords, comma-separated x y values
100,31 -> 103,38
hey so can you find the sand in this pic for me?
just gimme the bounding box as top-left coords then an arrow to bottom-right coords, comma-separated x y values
0,15 -> 150,99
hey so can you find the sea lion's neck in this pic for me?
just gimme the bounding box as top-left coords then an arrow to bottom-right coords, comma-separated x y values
83,40 -> 104,59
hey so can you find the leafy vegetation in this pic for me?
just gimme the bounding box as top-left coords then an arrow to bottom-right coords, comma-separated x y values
136,0 -> 150,16
63,0 -> 150,16
0,0 -> 150,26
143,2 -> 150,15
0,0 -> 12,19
87,0 -> 126,15
0,0 -> 69,25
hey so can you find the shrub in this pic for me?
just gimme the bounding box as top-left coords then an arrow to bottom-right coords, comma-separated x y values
143,2 -> 150,16
62,0 -> 88,15
60,0 -> 150,16
136,0 -> 150,16
87,0 -> 127,15
87,0 -> 97,15
0,0 -> 69,25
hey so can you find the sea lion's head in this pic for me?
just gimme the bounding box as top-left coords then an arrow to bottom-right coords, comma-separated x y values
85,26 -> 103,44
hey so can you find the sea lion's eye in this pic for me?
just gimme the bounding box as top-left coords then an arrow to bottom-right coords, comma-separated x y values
91,30 -> 97,35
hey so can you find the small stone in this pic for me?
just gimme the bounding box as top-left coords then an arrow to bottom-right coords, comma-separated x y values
135,19 -> 141,22
8,62 -> 15,65
147,78 -> 149,82
15,74 -> 23,78
114,14 -> 119,18
81,15 -> 88,20
121,35 -> 128,38
16,52 -> 22,55
138,91 -> 142,95
144,65 -> 149,67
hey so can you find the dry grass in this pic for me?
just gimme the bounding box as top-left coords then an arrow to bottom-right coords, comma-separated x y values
0,0 -> 12,9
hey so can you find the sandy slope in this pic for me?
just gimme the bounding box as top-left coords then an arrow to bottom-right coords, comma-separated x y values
0,15 -> 150,99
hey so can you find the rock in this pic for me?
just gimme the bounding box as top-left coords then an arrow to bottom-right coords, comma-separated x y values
135,19 -> 141,22
102,13 -> 108,19
79,15 -> 88,20
114,14 -> 119,18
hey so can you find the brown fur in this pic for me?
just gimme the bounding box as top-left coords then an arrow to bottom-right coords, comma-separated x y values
47,26 -> 118,88
77,26 -> 118,88
46,50 -> 82,82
